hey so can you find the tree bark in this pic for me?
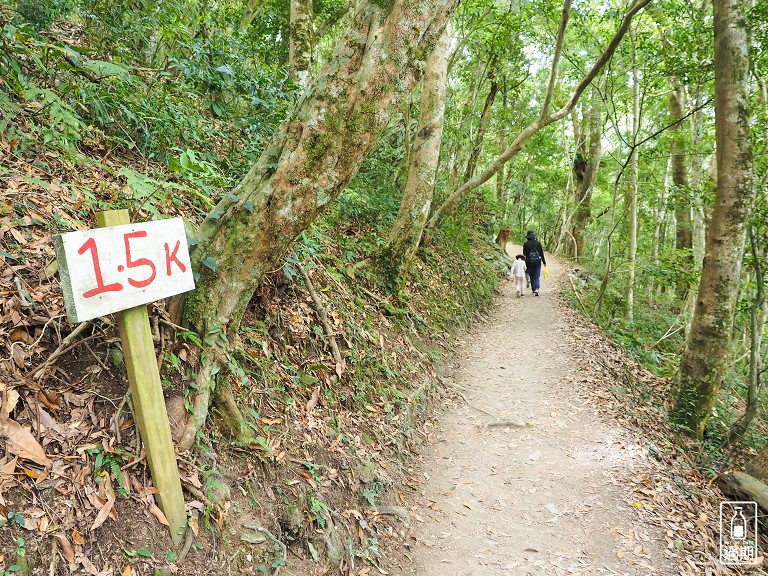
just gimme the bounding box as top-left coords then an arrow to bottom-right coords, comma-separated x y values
718,472 -> 768,513
425,0 -> 651,233
727,226 -> 765,443
669,78 -> 692,253
685,86 -> 709,334
290,0 -> 314,86
380,27 -> 450,285
571,84 -> 603,260
178,0 -> 458,449
670,0 -> 755,438
395,93 -> 413,189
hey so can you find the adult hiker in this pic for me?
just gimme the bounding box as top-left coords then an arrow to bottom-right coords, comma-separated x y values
523,230 -> 547,296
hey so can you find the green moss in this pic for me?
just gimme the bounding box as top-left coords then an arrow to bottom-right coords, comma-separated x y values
370,0 -> 396,13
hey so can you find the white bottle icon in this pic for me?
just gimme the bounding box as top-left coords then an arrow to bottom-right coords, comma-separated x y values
731,506 -> 747,540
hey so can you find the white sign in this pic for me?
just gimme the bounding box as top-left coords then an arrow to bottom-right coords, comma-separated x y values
55,218 -> 195,323
720,501 -> 759,565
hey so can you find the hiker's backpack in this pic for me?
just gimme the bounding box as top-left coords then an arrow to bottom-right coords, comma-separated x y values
528,248 -> 542,264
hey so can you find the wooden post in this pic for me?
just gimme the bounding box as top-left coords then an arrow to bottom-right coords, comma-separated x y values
96,210 -> 186,545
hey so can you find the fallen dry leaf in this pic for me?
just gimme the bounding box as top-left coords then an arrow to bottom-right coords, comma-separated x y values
148,502 -> 169,526
0,416 -> 51,466
54,533 -> 76,563
72,529 -> 85,545
90,496 -> 116,531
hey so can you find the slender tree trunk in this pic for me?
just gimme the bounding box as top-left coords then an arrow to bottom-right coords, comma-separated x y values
463,74 -> 499,181
648,158 -> 670,298
669,78 -> 692,252
289,0 -> 314,86
381,28 -> 450,285
593,170 -> 621,317
685,86 -> 708,334
728,226 -> 766,443
689,86 -> 707,266
556,112 -> 579,256
425,0 -> 651,234
496,79 -> 508,216
446,58 -> 488,191
670,0 -> 755,438
178,0 -> 458,449
571,84 -> 603,261
624,38 -> 640,321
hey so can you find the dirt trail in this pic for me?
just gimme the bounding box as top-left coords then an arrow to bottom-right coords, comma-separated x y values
393,249 -> 678,576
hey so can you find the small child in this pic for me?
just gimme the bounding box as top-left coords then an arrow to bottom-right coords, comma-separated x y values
511,254 -> 527,297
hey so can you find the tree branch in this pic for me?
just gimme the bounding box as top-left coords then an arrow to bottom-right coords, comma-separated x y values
614,96 -> 713,186
540,0 -> 571,121
425,0 -> 653,232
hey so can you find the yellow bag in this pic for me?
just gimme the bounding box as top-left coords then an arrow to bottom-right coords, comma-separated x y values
543,265 -> 550,280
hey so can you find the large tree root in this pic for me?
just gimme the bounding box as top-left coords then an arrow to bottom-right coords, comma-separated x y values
177,346 -> 249,450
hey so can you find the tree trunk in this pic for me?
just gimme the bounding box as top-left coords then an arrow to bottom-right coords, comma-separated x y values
177,0 -> 458,449
685,86 -> 708,334
669,78 -> 692,252
556,110 -> 579,256
624,37 -> 640,322
718,472 -> 768,513
289,0 -> 314,86
496,79 -> 508,215
670,0 -> 755,438
728,226 -> 766,443
425,0 -> 651,234
463,75 -> 499,181
380,27 -> 450,285
648,157 -> 670,298
571,84 -> 603,261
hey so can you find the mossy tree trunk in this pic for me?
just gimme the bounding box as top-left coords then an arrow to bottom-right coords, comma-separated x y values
177,0 -> 458,449
669,77 -> 693,299
670,0 -> 755,438
290,0 -> 314,86
570,84 -> 603,261
381,28 -> 450,286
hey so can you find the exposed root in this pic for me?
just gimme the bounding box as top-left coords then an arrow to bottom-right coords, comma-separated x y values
213,380 -> 251,445
177,351 -> 222,451
296,256 -> 346,376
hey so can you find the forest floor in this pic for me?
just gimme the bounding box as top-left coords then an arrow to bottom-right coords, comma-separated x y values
381,247 -> 734,576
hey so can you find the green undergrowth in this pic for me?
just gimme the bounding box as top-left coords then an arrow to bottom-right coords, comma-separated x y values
564,262 -> 768,471
0,4 -> 507,571
566,265 -> 686,379
171,190 -> 504,571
